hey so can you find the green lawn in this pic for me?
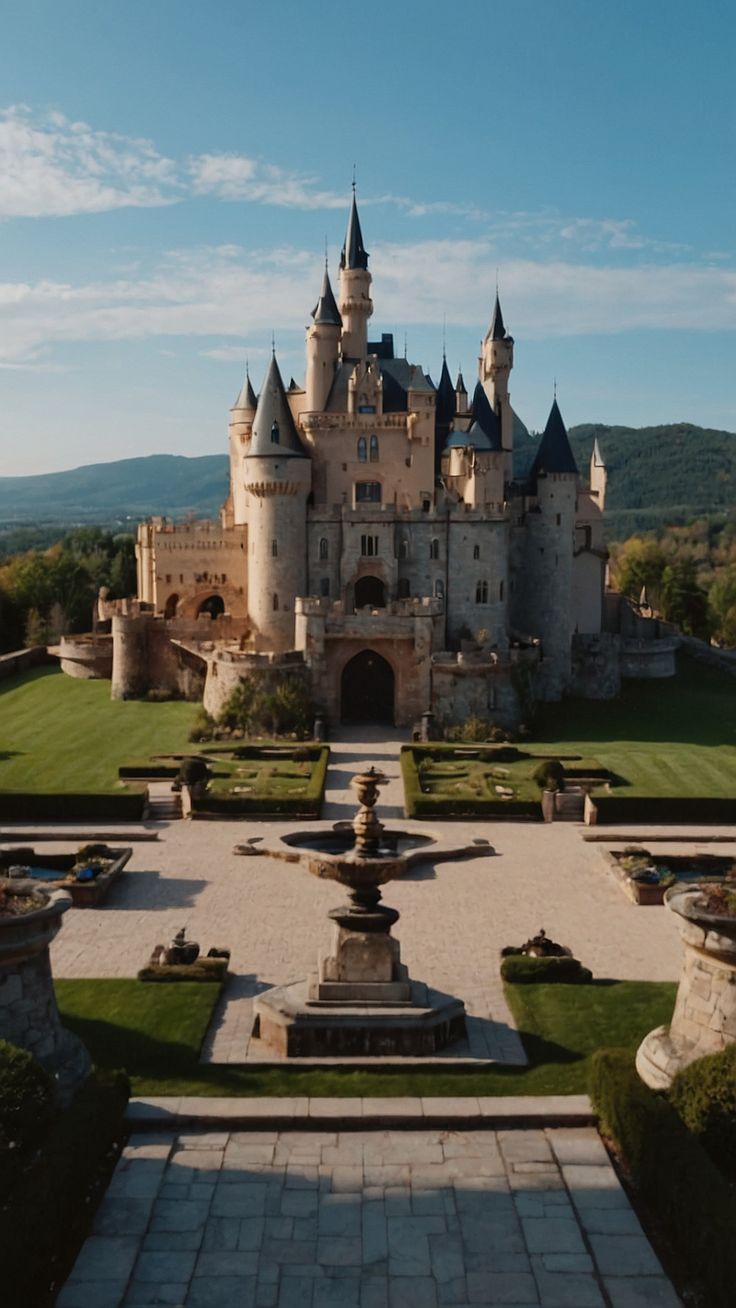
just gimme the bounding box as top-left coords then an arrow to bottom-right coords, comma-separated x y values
55,977 -> 676,1098
527,654 -> 736,798
0,666 -> 197,792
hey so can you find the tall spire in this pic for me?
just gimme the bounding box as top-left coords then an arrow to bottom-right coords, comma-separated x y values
340,185 -> 369,270
489,292 -> 506,341
529,398 -> 578,479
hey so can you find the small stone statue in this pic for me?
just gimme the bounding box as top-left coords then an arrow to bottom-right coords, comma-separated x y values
164,927 -> 200,965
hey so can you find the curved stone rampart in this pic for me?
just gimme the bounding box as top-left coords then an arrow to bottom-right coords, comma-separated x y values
58,634 -> 114,680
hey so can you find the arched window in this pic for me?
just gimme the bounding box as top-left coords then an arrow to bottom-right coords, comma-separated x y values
369,434 -> 379,462
434,579 -> 445,599
398,538 -> 409,560
319,537 -> 329,560
475,580 -> 489,604
430,538 -> 439,560
271,539 -> 278,557
357,436 -> 367,463
398,578 -> 410,599
473,544 -> 480,560
272,593 -> 279,611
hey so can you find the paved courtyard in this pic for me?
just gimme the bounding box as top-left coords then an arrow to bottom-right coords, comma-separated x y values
57,1126 -> 680,1308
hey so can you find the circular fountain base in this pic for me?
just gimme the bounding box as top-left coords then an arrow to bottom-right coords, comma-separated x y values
253,979 -> 466,1058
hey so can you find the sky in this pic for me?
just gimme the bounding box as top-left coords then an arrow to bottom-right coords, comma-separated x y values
0,0 -> 734,475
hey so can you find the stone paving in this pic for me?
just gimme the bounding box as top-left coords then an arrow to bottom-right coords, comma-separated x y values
57,1126 -> 681,1307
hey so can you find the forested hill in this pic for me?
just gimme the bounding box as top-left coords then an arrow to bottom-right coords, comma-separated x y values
0,454 -> 229,524
515,422 -> 736,536
0,424 -> 734,539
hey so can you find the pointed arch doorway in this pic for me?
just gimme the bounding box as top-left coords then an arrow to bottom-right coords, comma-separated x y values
341,649 -> 394,724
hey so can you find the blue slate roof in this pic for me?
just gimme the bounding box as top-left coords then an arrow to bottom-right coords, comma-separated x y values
528,399 -> 579,479
249,355 -> 308,459
340,189 -> 369,271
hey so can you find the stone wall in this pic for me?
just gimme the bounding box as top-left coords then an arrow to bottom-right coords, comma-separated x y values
202,649 -> 308,719
570,633 -> 621,699
111,615 -> 206,701
0,645 -> 52,681
429,654 -> 521,729
58,634 -> 114,680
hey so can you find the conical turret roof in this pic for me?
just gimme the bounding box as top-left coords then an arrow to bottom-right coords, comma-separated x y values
436,358 -> 456,427
592,437 -> 606,467
455,370 -> 467,393
529,399 -> 578,478
467,382 -> 502,449
489,292 -> 507,341
340,188 -> 369,270
311,264 -> 342,326
232,366 -> 257,412
249,354 -> 308,459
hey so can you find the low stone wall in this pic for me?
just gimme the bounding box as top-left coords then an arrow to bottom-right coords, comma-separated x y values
678,633 -> 736,678
203,651 -> 309,719
58,634 -> 113,680
621,636 -> 678,679
0,646 -> 52,681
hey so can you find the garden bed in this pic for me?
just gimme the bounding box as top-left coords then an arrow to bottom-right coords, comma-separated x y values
120,743 -> 330,818
401,744 -> 609,819
0,846 -> 132,907
605,847 -> 736,904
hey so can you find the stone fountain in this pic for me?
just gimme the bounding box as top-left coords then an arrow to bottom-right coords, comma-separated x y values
251,766 -> 484,1057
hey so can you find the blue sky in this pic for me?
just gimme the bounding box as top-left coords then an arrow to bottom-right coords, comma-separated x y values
0,0 -> 734,475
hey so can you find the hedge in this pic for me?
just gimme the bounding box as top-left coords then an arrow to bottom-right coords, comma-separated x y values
0,788 -> 147,821
191,744 -> 329,819
669,1044 -> 736,1182
138,957 -> 229,983
589,796 -> 736,825
501,955 -> 592,984
590,1048 -> 736,1308
119,761 -> 180,779
0,1067 -> 130,1308
0,1041 -> 56,1201
401,748 -> 542,820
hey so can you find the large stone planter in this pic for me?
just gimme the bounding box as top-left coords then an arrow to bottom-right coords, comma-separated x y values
0,881 -> 90,1103
637,882 -> 736,1089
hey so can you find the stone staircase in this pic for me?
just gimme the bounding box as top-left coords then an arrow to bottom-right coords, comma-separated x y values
145,781 -> 182,823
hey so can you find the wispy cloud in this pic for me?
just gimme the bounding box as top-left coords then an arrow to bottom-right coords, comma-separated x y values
0,105 -> 178,218
1,239 -> 734,368
188,153 -> 347,209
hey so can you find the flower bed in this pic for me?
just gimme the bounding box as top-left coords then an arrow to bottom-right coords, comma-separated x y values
0,846 -> 132,908
606,847 -> 736,906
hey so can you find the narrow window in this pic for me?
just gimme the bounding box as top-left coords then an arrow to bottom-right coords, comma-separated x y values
320,577 -> 330,597
556,514 -> 561,526
398,578 -> 410,598
357,436 -> 367,463
271,420 -> 280,444
356,481 -> 381,503
399,538 -> 409,560
434,579 -> 444,598
499,580 -> 504,601
319,537 -> 329,560
271,539 -> 278,557
473,544 -> 480,560
369,434 -> 379,462
360,535 -> 379,557
272,593 -> 279,611
475,580 -> 489,604
430,538 -> 439,560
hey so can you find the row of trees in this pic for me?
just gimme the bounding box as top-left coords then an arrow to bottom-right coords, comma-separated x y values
0,528 -> 137,653
610,514 -> 736,645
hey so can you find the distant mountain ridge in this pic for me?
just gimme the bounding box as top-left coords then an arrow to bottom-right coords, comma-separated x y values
0,424 -> 734,538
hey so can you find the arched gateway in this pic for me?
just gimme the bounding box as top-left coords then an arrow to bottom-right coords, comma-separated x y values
341,649 -> 394,724
197,594 -> 225,619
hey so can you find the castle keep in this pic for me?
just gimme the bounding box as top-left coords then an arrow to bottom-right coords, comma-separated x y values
126,191 -> 611,727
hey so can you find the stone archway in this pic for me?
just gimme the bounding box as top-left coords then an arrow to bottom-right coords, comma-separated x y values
341,649 -> 394,723
163,593 -> 179,619
197,594 -> 225,619
354,575 -> 386,609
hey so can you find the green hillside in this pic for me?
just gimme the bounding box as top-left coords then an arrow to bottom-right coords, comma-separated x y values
0,453 -> 228,524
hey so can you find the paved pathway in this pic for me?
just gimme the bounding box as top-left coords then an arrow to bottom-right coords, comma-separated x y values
57,1126 -> 680,1307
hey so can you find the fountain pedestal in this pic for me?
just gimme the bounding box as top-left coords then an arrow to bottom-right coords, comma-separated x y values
253,766 -> 467,1058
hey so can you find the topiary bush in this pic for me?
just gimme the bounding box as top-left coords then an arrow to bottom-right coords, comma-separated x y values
532,758 -> 565,791
0,1040 -> 55,1160
669,1044 -> 736,1181
501,955 -> 592,985
178,756 -> 211,787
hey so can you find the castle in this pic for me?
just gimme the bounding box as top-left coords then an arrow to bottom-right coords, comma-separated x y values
105,190 -> 623,727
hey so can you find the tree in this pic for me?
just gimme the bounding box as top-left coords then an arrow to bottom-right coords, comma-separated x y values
708,566 -> 736,647
660,560 -> 711,639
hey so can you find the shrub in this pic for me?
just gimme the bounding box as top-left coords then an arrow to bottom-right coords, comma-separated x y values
501,955 -> 592,984
669,1044 -> 736,1181
532,758 -> 565,791
137,956 -> 229,983
0,1041 -> 55,1160
447,717 -> 507,743
189,706 -> 215,742
145,687 -> 180,702
590,1049 -> 736,1308
178,756 -> 210,787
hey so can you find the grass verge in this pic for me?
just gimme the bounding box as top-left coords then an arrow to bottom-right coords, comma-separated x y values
55,977 -> 676,1098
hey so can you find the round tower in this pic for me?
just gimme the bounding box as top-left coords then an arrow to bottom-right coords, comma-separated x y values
228,365 -> 257,525
245,354 -> 311,653
306,262 -> 342,412
480,293 -> 514,483
339,188 -> 372,361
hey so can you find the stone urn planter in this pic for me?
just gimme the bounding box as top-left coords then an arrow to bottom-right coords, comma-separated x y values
0,880 -> 91,1103
637,881 -> 736,1090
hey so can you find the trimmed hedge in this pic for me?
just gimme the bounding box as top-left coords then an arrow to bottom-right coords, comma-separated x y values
0,788 -> 147,821
501,955 -> 592,984
119,761 -> 180,779
0,1041 -> 55,1198
138,957 -> 229,983
191,744 -> 330,819
590,1048 -> 736,1308
401,748 -> 542,820
589,795 -> 736,825
669,1044 -> 736,1182
0,1067 -> 130,1308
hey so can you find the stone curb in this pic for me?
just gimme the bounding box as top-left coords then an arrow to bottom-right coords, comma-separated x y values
126,1093 -> 595,1131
